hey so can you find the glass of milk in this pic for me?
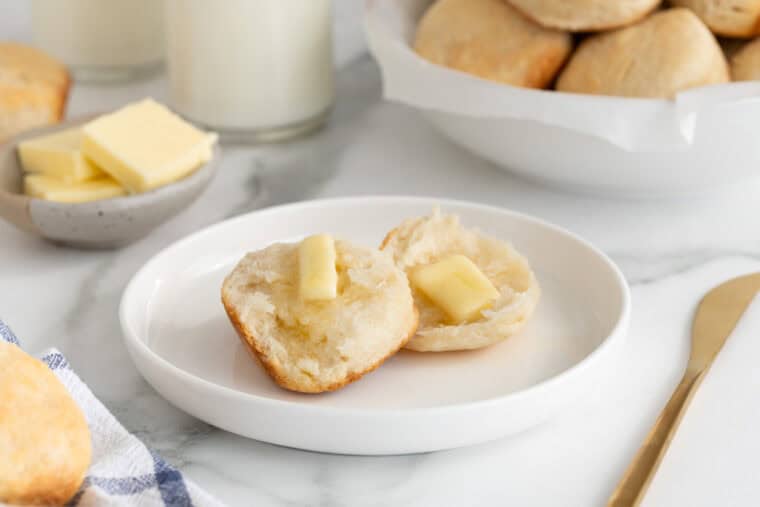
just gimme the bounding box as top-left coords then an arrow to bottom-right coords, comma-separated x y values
164,0 -> 335,143
30,0 -> 164,83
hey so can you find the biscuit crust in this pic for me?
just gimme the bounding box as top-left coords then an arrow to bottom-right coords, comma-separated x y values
730,37 -> 760,80
0,343 -> 91,505
556,8 -> 729,98
671,0 -> 760,37
223,296 -> 418,393
0,42 -> 70,142
414,0 -> 572,88
507,0 -> 661,31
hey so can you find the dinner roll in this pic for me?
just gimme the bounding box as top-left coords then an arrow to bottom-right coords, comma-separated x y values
222,240 -> 418,393
414,0 -> 572,88
0,42 -> 70,142
730,38 -> 760,80
0,343 -> 91,505
556,8 -> 729,98
381,210 -> 540,352
670,0 -> 760,37
506,0 -> 661,31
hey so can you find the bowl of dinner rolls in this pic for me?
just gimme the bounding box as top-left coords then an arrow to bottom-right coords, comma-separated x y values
366,0 -> 760,197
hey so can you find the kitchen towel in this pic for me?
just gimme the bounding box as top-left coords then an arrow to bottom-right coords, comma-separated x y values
642,294 -> 760,506
0,320 -> 224,507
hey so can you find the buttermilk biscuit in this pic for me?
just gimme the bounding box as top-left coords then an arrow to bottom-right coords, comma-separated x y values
507,0 -> 661,31
730,38 -> 760,80
0,343 -> 91,505
381,210 -> 540,352
222,240 -> 418,393
414,0 -> 572,88
671,0 -> 760,37
556,8 -> 729,98
0,42 -> 70,142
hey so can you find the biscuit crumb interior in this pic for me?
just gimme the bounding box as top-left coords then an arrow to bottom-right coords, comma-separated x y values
222,241 -> 416,391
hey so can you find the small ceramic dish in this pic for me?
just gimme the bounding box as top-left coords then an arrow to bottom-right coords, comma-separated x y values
0,116 -> 220,249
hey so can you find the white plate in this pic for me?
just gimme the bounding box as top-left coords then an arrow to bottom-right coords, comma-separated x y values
120,197 -> 630,455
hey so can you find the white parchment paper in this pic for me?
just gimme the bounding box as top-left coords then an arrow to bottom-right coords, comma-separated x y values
365,0 -> 760,152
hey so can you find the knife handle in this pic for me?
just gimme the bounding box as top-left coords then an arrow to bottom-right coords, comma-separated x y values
607,370 -> 705,507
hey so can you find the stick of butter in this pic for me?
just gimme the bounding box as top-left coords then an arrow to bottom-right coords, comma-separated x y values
299,234 -> 338,301
17,128 -> 103,183
24,174 -> 126,203
81,99 -> 217,193
410,254 -> 500,324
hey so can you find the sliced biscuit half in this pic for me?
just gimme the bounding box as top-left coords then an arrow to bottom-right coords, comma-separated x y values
222,240 -> 418,393
381,209 -> 540,352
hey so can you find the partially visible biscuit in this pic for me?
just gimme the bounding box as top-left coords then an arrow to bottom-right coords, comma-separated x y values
671,0 -> 760,37
0,42 -> 70,142
222,240 -> 418,393
414,0 -> 572,88
730,37 -> 760,80
556,8 -> 729,98
506,0 -> 661,31
381,210 -> 540,352
0,342 -> 91,505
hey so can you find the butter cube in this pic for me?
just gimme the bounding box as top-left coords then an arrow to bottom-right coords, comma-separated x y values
299,234 -> 338,301
82,98 -> 217,193
410,254 -> 500,324
17,128 -> 103,182
24,174 -> 126,203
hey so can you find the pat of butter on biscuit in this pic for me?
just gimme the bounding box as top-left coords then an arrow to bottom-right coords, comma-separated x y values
17,128 -> 103,183
410,254 -> 499,324
81,98 -> 216,193
299,234 -> 338,301
24,174 -> 126,203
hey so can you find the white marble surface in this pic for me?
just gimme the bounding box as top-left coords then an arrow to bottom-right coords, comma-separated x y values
3,2 -> 760,506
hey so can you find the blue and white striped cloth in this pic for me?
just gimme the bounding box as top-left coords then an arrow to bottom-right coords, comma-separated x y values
0,320 -> 223,507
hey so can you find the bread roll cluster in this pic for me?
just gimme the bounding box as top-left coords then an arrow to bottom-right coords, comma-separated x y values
415,0 -> 760,98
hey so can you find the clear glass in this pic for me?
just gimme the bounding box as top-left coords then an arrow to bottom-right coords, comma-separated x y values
164,0 -> 335,143
30,0 -> 165,84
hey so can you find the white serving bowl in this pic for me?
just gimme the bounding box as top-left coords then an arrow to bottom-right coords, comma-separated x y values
365,0 -> 760,198
421,109 -> 758,197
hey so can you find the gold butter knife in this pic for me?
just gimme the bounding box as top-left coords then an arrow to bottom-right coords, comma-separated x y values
608,272 -> 760,507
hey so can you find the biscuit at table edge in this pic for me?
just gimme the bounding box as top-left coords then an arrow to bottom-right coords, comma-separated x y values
0,342 -> 91,505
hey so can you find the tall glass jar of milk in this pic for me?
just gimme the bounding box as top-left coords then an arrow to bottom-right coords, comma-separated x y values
164,0 -> 334,143
30,0 -> 164,83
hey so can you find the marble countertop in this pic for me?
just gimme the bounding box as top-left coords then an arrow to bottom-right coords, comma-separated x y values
4,2 -> 760,506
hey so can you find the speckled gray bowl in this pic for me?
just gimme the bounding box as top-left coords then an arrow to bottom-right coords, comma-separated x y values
0,117 -> 219,249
